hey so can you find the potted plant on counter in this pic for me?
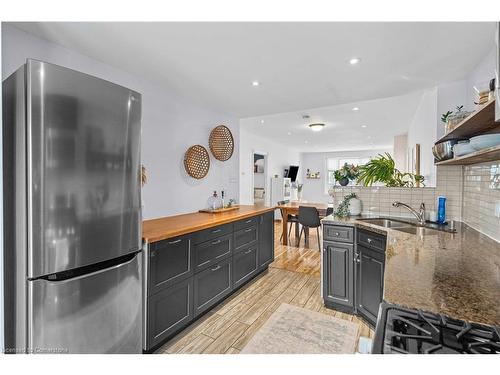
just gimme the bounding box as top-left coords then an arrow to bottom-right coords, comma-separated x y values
334,163 -> 359,186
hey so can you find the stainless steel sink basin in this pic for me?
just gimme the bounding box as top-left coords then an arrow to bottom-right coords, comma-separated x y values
394,226 -> 439,236
357,218 -> 413,228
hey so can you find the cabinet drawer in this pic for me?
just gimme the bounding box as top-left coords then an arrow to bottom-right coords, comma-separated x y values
323,225 -> 354,243
148,234 -> 192,296
192,223 -> 233,245
194,234 -> 232,272
357,229 -> 386,252
234,225 -> 258,251
234,216 -> 259,231
147,277 -> 193,349
193,258 -> 232,317
233,245 -> 258,288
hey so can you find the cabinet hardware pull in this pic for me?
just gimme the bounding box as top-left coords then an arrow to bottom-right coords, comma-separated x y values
211,240 -> 221,245
367,238 -> 372,243
245,228 -> 253,233
211,229 -> 222,234
211,265 -> 221,272
334,232 -> 340,236
245,219 -> 252,223
244,249 -> 253,254
168,239 -> 182,245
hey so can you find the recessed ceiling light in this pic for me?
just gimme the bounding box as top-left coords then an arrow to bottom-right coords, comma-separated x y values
260,120 -> 265,124
352,107 -> 359,111
304,140 -> 309,144
308,123 -> 325,132
361,125 -> 367,128
349,57 -> 361,65
287,132 -> 292,136
252,81 -> 260,86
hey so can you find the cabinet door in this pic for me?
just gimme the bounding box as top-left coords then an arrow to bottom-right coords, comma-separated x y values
323,241 -> 354,309
233,245 -> 258,288
258,212 -> 274,270
193,258 -> 232,317
148,234 -> 192,296
356,244 -> 385,326
147,277 -> 193,350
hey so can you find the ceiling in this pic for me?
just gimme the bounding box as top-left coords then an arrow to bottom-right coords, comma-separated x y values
11,22 -> 496,118
241,90 -> 425,152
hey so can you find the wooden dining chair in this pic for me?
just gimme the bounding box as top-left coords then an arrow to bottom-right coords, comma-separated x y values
297,206 -> 321,251
278,200 -> 299,243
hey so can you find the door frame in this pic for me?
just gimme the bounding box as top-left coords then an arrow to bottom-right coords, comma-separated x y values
252,150 -> 268,205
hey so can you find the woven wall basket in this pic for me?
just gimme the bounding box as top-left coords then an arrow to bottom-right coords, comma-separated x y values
209,125 -> 234,161
184,144 -> 210,179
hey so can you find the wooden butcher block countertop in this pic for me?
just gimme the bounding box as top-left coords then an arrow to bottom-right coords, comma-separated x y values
142,205 -> 276,243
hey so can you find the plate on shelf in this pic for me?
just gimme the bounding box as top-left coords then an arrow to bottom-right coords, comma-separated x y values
453,142 -> 475,157
469,134 -> 500,151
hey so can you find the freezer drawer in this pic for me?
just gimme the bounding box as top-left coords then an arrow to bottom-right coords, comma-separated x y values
29,252 -> 142,354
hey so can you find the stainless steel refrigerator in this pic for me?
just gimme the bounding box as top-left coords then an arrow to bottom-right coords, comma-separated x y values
3,60 -> 143,353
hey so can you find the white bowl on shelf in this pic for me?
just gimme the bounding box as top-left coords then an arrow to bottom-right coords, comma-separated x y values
453,142 -> 475,157
469,134 -> 500,151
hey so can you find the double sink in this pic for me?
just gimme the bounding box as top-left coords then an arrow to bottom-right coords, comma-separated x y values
357,217 -> 453,235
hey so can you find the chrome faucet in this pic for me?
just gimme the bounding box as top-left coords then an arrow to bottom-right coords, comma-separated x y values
392,201 -> 426,225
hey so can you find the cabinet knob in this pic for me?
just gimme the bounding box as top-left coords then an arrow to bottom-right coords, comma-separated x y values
367,238 -> 372,243
211,265 -> 221,272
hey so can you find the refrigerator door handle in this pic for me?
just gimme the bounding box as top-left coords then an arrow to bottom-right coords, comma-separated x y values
35,252 -> 139,283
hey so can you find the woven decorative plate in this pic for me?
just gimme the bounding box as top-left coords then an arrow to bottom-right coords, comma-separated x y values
184,145 -> 210,179
209,125 -> 234,161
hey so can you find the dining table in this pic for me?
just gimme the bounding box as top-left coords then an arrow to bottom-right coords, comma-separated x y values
276,201 -> 329,246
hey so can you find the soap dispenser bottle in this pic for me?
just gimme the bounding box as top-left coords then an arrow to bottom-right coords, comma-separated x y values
437,196 -> 446,224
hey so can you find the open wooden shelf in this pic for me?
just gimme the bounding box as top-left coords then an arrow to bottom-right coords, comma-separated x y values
437,100 -> 499,143
435,144 -> 500,166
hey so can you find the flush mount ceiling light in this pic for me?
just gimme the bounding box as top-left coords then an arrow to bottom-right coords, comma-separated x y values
252,81 -> 260,86
260,120 -> 265,124
361,125 -> 367,128
287,132 -> 292,136
309,123 -> 325,132
352,107 -> 359,111
349,57 -> 361,65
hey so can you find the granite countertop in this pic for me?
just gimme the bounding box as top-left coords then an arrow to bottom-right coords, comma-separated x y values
322,214 -> 500,326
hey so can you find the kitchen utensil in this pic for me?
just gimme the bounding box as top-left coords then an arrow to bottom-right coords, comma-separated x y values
469,134 -> 500,150
432,139 -> 461,161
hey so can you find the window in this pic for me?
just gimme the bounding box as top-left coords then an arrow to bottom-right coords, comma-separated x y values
325,156 -> 372,192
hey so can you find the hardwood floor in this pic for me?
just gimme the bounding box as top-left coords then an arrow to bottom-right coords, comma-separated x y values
156,220 -> 373,354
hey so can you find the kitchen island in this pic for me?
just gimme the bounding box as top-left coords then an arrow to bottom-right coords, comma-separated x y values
321,215 -> 500,327
142,205 -> 276,352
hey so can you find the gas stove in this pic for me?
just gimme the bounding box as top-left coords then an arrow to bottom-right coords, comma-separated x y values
372,302 -> 500,354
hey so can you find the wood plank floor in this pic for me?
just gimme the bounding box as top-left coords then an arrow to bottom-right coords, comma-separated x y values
156,221 -> 373,354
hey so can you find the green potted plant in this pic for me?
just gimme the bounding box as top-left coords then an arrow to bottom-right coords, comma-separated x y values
333,163 -> 359,186
356,153 -> 424,187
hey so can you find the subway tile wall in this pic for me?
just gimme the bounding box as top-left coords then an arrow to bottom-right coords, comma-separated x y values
462,161 -> 500,242
331,165 -> 463,220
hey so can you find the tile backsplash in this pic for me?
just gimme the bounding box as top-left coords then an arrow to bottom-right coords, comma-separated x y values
462,161 -> 500,242
331,165 -> 462,220
331,162 -> 500,242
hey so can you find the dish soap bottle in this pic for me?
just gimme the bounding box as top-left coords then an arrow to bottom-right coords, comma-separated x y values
437,196 -> 446,224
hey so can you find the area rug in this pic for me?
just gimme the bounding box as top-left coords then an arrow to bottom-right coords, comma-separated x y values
241,303 -> 359,354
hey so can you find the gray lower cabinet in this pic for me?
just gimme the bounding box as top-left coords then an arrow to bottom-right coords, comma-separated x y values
144,212 -> 275,351
258,211 -> 274,270
147,277 -> 193,349
193,258 -> 232,317
148,234 -> 192,296
323,241 -> 354,311
355,244 -> 385,326
233,245 -> 258,288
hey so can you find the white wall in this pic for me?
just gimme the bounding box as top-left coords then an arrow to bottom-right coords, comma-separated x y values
465,46 -> 496,110
407,88 -> 438,187
299,149 -> 392,202
1,24 -> 239,219
393,134 -> 408,172
239,126 -> 300,205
